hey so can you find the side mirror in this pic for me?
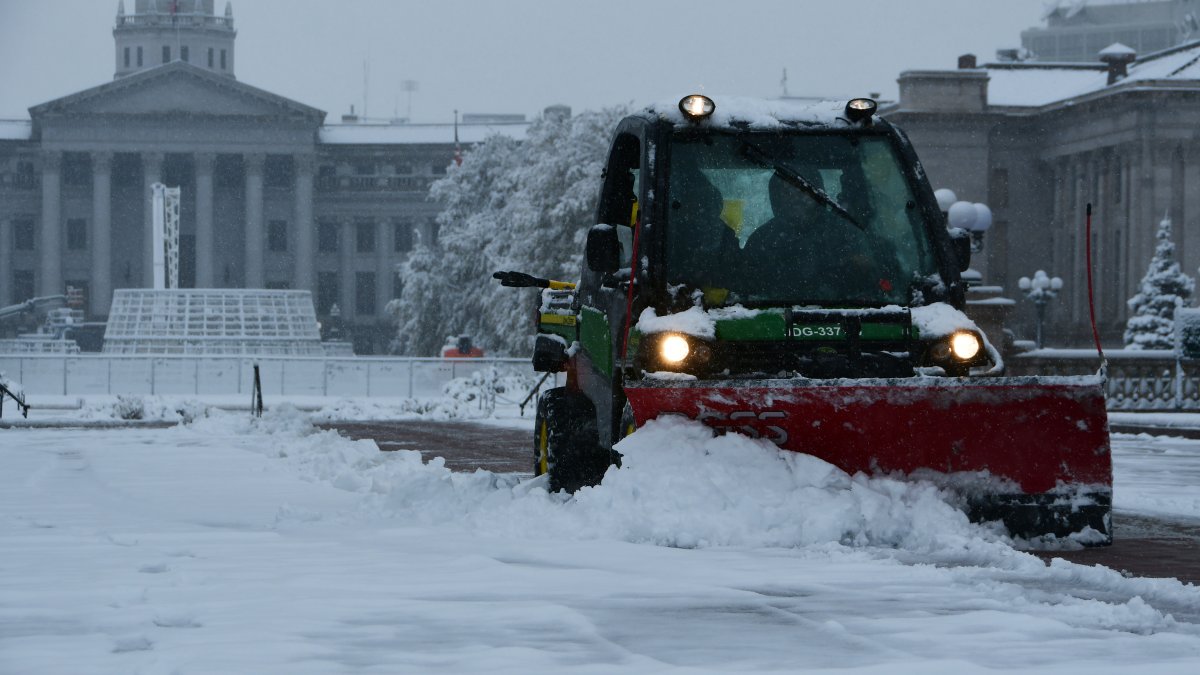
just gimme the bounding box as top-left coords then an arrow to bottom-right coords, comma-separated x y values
948,227 -> 971,273
585,224 -> 621,273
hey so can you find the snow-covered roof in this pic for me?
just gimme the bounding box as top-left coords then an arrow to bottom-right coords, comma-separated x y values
984,40 -> 1200,108
0,119 -> 32,141
319,121 -> 528,145
646,95 -> 852,129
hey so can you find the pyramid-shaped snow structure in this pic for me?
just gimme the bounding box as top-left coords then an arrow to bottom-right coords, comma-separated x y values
102,289 -> 325,355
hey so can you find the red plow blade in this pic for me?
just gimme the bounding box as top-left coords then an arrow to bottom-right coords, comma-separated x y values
624,375 -> 1112,541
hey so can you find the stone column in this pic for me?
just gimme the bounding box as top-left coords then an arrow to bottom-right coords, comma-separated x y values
244,152 -> 266,289
376,218 -> 392,314
292,154 -> 315,292
39,150 -> 63,296
339,217 -> 355,320
91,151 -> 113,315
142,151 -> 163,287
194,152 -> 216,288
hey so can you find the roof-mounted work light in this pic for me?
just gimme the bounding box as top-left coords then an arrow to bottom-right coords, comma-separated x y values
845,97 -> 877,123
679,94 -> 715,121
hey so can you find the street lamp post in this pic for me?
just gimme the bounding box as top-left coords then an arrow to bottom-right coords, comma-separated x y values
1017,270 -> 1064,349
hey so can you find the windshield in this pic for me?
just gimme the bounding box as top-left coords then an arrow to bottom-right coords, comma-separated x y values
664,132 -> 938,306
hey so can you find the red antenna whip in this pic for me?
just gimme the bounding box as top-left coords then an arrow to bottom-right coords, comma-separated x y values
1085,203 -> 1104,361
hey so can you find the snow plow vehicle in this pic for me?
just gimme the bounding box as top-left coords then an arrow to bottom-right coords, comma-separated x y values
496,95 -> 1112,543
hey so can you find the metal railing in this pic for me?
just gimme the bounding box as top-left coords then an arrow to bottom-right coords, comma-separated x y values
0,354 -> 555,399
315,175 -> 434,192
1008,349 -> 1200,411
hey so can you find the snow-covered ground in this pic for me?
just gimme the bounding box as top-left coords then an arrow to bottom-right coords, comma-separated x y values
3,406 -> 1200,673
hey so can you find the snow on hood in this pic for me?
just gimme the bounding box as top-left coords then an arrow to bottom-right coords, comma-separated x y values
648,95 -> 851,130
636,306 -> 715,338
910,302 -> 980,338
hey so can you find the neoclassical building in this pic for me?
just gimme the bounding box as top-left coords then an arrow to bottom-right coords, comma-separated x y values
0,0 -> 528,353
885,42 -> 1200,345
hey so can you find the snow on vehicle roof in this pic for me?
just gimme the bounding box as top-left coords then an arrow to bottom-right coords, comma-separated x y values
984,41 -> 1200,108
318,121 -> 528,145
647,96 -> 851,129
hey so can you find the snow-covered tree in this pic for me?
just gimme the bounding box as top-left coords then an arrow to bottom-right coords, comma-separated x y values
388,105 -> 628,355
1124,214 -> 1195,350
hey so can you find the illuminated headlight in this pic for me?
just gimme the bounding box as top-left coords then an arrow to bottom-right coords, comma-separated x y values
950,332 -> 982,360
844,97 -> 877,123
660,334 -> 691,363
678,94 -> 715,121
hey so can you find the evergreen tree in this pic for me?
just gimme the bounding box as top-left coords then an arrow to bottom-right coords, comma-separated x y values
1124,214 -> 1195,349
388,106 -> 628,355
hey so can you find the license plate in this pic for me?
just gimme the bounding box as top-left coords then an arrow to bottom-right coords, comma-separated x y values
789,324 -> 843,339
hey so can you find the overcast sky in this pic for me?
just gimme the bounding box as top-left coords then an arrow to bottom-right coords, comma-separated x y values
0,0 -> 1051,123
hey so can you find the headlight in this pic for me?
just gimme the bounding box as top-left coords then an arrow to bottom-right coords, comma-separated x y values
844,97 -> 877,123
950,332 -> 981,360
678,94 -> 715,121
660,334 -> 691,363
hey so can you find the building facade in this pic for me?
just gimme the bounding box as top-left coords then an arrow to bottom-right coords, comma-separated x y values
0,1 -> 529,353
1021,0 -> 1200,62
885,43 -> 1200,346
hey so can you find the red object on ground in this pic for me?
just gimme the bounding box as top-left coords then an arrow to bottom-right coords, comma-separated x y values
624,376 -> 1112,495
442,346 -> 485,358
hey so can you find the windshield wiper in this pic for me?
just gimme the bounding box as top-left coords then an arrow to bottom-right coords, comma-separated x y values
738,138 -> 866,231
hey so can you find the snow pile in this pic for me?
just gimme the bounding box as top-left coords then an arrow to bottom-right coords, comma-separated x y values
0,371 -> 23,398
77,395 -> 211,423
307,367 -> 538,422
233,410 -> 999,554
307,397 -> 480,423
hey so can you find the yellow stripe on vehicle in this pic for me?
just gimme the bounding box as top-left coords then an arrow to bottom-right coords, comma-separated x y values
540,313 -> 577,326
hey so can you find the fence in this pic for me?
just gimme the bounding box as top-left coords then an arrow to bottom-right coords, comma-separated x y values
1008,349 -> 1200,411
0,354 -> 546,399
8,350 -> 1194,411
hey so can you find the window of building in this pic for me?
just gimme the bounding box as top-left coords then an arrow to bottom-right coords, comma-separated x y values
220,49 -> 226,70
67,219 -> 87,250
318,221 -> 338,252
63,154 -> 90,186
124,47 -> 130,68
264,156 -> 293,188
427,218 -> 440,247
137,46 -> 143,66
431,163 -> 447,175
317,272 -> 338,314
267,220 -> 288,252
265,280 -> 290,290
181,45 -> 189,62
208,47 -> 214,68
14,218 -> 35,251
356,220 -> 375,253
354,161 -> 375,176
163,45 -> 171,63
1113,161 -> 1123,204
392,273 -> 403,300
394,220 -> 413,252
990,168 -> 1009,209
13,270 -> 34,304
356,272 -> 376,315
393,162 -> 413,174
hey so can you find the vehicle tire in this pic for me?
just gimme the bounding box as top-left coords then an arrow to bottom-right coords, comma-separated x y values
533,387 -> 610,493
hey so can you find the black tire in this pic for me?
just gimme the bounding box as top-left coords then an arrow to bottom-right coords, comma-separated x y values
533,387 -> 610,493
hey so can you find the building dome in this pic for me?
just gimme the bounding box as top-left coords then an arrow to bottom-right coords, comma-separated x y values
113,0 -> 236,79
